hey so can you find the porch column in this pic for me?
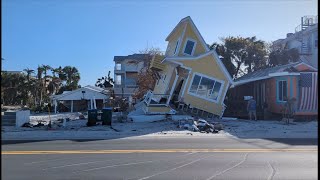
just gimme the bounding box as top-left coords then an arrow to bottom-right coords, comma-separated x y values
167,68 -> 179,105
180,70 -> 191,98
71,100 -> 74,112
93,96 -> 97,109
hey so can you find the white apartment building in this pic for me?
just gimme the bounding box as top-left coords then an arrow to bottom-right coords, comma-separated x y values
273,15 -> 318,69
113,54 -> 150,98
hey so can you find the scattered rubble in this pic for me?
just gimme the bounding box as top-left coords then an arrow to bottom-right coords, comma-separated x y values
22,122 -> 33,128
178,118 -> 221,134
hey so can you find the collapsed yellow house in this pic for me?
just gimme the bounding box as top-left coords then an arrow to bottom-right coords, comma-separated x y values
136,16 -> 234,118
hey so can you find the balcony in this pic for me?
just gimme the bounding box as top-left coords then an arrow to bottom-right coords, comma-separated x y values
114,79 -> 138,88
114,65 -> 140,73
114,64 -> 125,73
125,65 -> 140,72
125,79 -> 138,87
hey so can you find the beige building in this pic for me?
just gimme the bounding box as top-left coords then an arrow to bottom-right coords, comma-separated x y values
113,54 -> 151,98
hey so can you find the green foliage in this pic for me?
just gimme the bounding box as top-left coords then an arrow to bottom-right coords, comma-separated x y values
95,71 -> 114,88
210,36 -> 268,79
269,48 -> 300,67
1,65 -> 81,107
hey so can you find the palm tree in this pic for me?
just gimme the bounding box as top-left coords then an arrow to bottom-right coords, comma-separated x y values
62,66 -> 80,90
48,67 -> 63,95
1,72 -> 27,105
36,66 -> 45,106
23,68 -> 34,83
41,65 -> 52,87
23,68 -> 35,106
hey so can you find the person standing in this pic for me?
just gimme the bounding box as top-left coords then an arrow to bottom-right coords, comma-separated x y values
247,97 -> 257,121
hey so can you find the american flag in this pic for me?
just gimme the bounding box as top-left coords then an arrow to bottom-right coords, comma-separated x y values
298,72 -> 318,111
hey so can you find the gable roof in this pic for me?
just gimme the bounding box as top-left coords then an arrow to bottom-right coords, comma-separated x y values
166,16 -> 210,51
233,61 -> 317,87
51,85 -> 109,100
163,50 -> 234,84
164,17 -> 233,85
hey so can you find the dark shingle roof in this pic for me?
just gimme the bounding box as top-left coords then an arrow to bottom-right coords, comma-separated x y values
235,61 -> 302,82
113,54 -> 150,62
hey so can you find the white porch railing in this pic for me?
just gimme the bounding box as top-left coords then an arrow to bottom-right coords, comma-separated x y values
143,90 -> 170,106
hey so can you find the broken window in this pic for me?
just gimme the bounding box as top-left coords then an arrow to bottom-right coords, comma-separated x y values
197,77 -> 214,98
210,81 -> 222,100
190,75 -> 201,94
189,73 -> 223,102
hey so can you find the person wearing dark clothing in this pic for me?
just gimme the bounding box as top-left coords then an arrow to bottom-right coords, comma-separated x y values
247,97 -> 257,121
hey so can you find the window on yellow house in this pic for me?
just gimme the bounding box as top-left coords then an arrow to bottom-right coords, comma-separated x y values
188,73 -> 224,102
183,38 -> 196,55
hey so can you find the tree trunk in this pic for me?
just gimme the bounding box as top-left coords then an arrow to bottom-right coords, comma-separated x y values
235,62 -> 242,79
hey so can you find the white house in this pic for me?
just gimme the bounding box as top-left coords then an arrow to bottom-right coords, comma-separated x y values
50,85 -> 109,113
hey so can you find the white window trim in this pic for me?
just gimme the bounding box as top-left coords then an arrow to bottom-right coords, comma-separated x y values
182,38 -> 197,56
278,80 -> 287,102
173,38 -> 180,56
187,72 -> 225,103
165,42 -> 171,56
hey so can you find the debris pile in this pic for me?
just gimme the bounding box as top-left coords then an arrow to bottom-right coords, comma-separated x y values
178,118 -> 223,134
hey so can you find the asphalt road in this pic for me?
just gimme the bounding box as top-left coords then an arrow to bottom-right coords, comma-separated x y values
2,137 -> 318,180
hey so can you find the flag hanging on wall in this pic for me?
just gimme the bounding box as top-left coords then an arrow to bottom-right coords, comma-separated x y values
298,72 -> 318,111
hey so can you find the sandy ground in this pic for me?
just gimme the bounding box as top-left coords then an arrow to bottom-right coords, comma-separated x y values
1,112 -> 318,140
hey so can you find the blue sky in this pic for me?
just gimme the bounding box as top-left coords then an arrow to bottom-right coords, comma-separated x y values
2,0 -> 317,86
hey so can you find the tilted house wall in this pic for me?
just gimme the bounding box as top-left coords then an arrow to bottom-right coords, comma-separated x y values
150,16 -> 233,117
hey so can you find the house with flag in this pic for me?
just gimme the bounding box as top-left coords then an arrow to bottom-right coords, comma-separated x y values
224,61 -> 318,119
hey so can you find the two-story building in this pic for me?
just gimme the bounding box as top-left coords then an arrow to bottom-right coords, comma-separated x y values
113,54 -> 150,98
133,16 -> 234,118
272,15 -> 318,68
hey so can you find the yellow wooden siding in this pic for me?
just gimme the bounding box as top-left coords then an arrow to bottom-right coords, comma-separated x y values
178,23 -> 206,56
166,24 -> 185,56
153,65 -> 175,95
178,55 -> 229,116
150,55 -> 165,71
181,55 -> 228,82
182,80 -> 228,116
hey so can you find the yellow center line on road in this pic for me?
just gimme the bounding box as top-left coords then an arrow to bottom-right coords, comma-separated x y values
2,148 -> 317,154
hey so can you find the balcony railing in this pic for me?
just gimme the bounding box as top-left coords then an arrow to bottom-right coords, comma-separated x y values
295,15 -> 318,33
143,90 -> 170,106
125,79 -> 137,87
114,65 -> 140,72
